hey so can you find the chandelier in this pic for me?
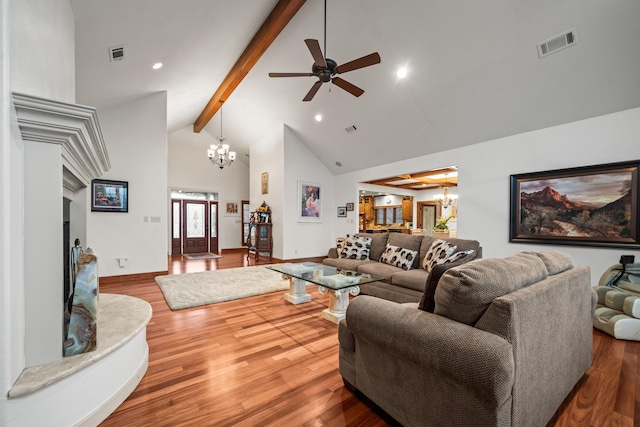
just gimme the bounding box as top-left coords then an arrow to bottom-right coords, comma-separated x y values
434,173 -> 457,208
434,187 -> 458,208
207,100 -> 236,169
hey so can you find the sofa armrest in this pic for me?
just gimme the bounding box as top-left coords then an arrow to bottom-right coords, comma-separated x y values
345,296 -> 514,406
327,247 -> 338,258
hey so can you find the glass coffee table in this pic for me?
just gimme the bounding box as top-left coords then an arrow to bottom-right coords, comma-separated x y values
266,262 -> 382,324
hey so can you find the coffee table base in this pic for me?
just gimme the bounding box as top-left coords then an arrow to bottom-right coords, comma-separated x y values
283,276 -> 311,305
318,285 -> 360,324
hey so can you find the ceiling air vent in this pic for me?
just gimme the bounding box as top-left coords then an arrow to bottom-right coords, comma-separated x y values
345,124 -> 358,134
537,28 -> 577,58
109,46 -> 124,62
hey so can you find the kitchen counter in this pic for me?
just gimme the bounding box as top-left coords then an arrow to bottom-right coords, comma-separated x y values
363,228 -> 410,234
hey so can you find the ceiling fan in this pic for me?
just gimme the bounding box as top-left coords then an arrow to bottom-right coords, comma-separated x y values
268,0 -> 381,101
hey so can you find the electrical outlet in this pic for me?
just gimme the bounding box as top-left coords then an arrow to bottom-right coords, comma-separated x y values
150,216 -> 161,223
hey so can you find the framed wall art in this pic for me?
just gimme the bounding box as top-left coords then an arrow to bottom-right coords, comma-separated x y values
509,160 -> 640,248
261,172 -> 269,195
297,181 -> 322,222
346,202 -> 355,211
224,201 -> 239,216
337,206 -> 347,217
91,179 -> 128,213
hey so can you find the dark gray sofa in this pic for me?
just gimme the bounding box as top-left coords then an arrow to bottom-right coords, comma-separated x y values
323,232 -> 481,306
339,251 -> 593,426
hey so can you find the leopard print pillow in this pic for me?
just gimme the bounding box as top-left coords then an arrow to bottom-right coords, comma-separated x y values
422,239 -> 457,272
379,244 -> 418,271
446,249 -> 475,264
337,234 -> 372,260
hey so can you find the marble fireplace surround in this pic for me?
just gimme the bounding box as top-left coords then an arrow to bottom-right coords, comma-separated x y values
8,93 -> 151,426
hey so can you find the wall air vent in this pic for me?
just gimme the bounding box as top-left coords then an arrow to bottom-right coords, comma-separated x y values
109,46 -> 124,62
345,124 -> 358,134
537,29 -> 577,58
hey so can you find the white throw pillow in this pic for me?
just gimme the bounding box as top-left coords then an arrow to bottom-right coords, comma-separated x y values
422,239 -> 457,272
379,244 -> 418,271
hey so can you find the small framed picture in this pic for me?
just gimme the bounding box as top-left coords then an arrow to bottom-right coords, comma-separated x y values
261,172 -> 269,195
346,202 -> 355,211
337,206 -> 347,217
224,201 -> 239,216
91,179 -> 128,213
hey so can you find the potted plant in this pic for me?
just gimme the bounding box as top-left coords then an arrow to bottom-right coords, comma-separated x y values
433,215 -> 452,239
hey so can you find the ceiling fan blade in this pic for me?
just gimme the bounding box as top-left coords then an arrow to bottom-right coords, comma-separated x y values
334,52 -> 381,74
269,72 -> 314,77
304,39 -> 327,69
303,81 -> 323,102
332,77 -> 364,97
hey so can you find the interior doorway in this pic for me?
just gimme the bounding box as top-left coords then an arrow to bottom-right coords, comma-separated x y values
417,201 -> 441,237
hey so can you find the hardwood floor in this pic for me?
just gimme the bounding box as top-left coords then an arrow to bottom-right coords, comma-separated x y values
100,253 -> 640,427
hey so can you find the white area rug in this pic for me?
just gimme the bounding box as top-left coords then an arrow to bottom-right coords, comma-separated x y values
182,253 -> 223,260
155,266 -> 289,310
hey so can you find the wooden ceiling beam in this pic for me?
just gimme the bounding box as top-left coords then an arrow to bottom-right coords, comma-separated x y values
361,168 -> 458,191
193,0 -> 308,133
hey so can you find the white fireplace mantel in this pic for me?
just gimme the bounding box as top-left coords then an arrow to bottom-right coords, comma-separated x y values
12,92 -> 110,190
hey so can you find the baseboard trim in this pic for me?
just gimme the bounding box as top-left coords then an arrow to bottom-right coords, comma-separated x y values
221,247 -> 247,253
100,271 -> 168,284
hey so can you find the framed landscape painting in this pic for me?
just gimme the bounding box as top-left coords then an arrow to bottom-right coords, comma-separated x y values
91,179 -> 128,213
298,181 -> 322,222
509,160 -> 640,248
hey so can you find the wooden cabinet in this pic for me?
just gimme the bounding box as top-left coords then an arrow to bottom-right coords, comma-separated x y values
402,196 -> 413,221
360,196 -> 374,220
247,223 -> 272,260
247,203 -> 273,260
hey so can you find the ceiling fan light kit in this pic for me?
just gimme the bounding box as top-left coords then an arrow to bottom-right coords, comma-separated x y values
268,0 -> 381,101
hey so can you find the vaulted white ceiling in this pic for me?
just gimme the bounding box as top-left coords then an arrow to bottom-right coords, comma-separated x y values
72,0 -> 640,174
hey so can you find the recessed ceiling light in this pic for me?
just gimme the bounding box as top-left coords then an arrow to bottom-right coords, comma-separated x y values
152,62 -> 163,70
396,67 -> 407,78
315,114 -> 322,122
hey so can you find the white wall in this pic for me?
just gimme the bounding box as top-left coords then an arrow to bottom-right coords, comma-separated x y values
335,107 -> 640,285
88,93 -> 168,277
282,125 -> 335,259
248,124 -> 336,260
24,141 -> 63,366
0,0 -> 22,399
9,0 -> 75,102
168,127 -> 249,250
249,126 -> 285,257
1,0 -> 76,411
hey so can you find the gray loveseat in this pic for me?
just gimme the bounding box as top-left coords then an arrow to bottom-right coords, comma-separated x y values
339,251 -> 593,427
323,232 -> 481,306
